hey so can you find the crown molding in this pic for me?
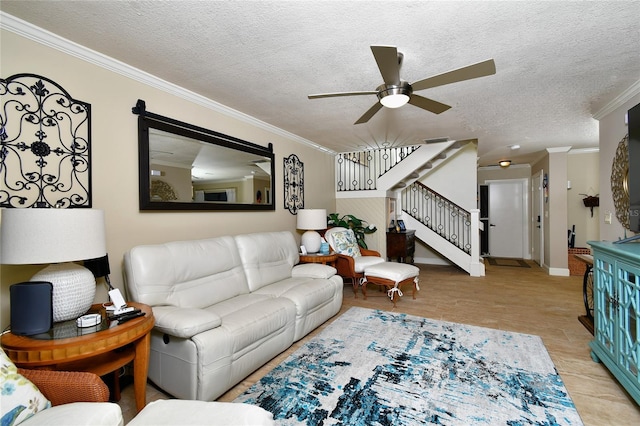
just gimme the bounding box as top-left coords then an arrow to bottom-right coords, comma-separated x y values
593,79 -> 640,120
0,12 -> 335,155
546,146 -> 572,153
568,147 -> 599,155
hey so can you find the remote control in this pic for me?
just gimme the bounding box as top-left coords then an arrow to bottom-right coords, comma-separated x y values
118,311 -> 146,324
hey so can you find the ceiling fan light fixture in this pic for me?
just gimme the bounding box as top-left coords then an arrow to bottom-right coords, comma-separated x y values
380,93 -> 410,108
377,82 -> 412,108
499,160 -> 512,168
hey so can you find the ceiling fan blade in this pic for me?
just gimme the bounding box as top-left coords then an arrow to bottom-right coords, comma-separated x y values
408,95 -> 451,114
411,59 -> 496,92
354,102 -> 383,125
308,91 -> 377,99
371,46 -> 401,86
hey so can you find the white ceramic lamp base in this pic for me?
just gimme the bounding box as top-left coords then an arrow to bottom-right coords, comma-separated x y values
301,230 -> 322,254
31,262 -> 96,322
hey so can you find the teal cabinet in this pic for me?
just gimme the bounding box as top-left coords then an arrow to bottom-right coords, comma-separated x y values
588,241 -> 640,405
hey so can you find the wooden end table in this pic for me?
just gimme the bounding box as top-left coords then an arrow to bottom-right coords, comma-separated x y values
1,302 -> 154,413
299,252 -> 338,266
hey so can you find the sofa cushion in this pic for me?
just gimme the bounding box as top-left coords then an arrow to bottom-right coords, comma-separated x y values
196,297 -> 296,365
124,237 -> 250,308
235,232 -> 299,292
1,348 -> 51,426
254,275 -> 343,341
152,306 -> 222,339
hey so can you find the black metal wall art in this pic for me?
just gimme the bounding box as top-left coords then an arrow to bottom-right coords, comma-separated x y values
0,74 -> 92,208
283,154 -> 304,214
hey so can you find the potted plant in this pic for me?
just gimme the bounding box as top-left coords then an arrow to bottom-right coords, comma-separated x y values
327,213 -> 377,248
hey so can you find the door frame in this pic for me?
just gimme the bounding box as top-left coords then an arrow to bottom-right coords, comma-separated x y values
486,178 -> 530,259
531,171 -> 544,267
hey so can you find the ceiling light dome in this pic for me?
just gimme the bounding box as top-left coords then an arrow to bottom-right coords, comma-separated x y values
377,82 -> 412,109
499,160 -> 512,168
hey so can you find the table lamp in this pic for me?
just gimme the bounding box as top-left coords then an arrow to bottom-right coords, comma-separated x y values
1,208 -> 107,322
297,208 -> 327,254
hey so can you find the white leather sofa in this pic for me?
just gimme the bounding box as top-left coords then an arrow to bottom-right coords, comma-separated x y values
123,231 -> 343,401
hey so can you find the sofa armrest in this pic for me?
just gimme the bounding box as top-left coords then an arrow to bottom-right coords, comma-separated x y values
153,306 -> 222,339
292,263 -> 337,279
18,369 -> 109,406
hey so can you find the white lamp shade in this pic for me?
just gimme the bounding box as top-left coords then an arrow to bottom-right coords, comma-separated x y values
1,208 -> 107,264
296,209 -> 327,230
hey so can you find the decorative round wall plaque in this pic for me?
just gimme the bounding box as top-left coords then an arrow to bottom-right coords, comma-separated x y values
611,134 -> 630,229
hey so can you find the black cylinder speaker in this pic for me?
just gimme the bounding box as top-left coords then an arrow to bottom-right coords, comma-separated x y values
10,281 -> 53,336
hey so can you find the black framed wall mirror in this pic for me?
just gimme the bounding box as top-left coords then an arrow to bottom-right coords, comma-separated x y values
134,100 -> 275,211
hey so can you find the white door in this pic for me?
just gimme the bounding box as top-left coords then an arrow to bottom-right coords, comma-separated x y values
488,180 -> 527,258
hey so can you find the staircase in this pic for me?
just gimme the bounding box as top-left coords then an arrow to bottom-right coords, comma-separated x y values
335,141 -> 485,276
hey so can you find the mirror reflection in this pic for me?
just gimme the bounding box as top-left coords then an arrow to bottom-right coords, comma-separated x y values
137,111 -> 275,211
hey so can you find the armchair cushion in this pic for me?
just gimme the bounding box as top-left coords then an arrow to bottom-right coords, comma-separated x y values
353,255 -> 386,273
1,348 -> 51,426
128,399 -> 274,425
19,403 -> 123,426
327,229 -> 361,257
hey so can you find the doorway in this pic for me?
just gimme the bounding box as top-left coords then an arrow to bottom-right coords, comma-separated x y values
487,179 -> 529,258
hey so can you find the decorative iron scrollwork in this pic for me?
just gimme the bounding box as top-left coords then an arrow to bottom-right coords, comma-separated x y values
284,154 -> 304,215
0,74 -> 92,208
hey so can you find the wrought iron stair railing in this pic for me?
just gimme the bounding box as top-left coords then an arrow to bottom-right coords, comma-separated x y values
401,181 -> 472,254
336,146 -> 419,192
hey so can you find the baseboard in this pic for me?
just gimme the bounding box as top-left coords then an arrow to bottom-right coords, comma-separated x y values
548,267 -> 570,276
413,257 -> 451,266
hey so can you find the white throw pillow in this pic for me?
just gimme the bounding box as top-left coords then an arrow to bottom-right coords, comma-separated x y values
1,348 -> 51,426
330,230 -> 361,258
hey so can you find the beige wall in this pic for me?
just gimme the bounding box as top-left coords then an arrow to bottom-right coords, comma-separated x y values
150,164 -> 192,202
334,198 -> 386,254
0,29 -> 336,328
597,93 -> 640,242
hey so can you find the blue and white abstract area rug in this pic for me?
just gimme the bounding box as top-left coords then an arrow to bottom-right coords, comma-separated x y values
234,307 -> 583,425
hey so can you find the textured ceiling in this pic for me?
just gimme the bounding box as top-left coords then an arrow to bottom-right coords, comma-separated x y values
2,1 -> 640,166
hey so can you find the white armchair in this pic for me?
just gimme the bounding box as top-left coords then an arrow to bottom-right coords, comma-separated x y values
0,347 -> 123,426
324,227 -> 386,296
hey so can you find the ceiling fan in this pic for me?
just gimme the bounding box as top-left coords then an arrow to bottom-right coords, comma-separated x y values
308,45 -> 496,125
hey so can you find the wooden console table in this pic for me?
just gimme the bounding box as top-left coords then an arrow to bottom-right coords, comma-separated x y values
1,302 -> 154,412
386,230 -> 415,263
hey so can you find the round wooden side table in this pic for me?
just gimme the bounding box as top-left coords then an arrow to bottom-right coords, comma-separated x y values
299,252 -> 338,266
1,302 -> 154,413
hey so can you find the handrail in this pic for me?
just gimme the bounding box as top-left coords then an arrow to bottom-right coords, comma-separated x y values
402,181 -> 472,254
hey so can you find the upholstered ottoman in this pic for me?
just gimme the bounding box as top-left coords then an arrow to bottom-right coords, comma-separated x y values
362,262 -> 420,307
127,400 -> 275,425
